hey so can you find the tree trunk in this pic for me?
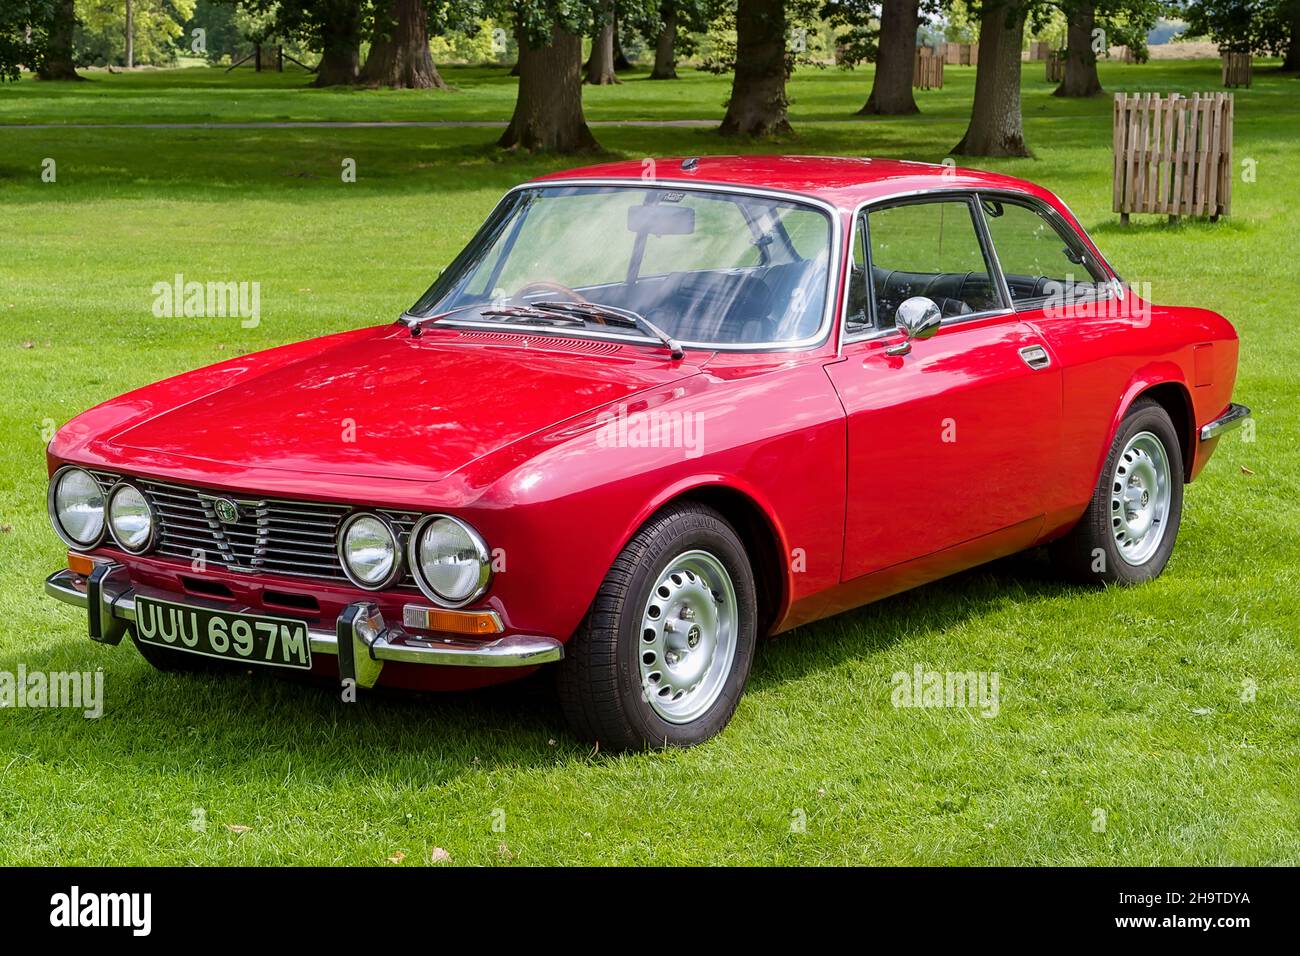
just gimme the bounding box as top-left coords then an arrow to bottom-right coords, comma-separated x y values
312,1 -> 363,86
1054,2 -> 1102,96
613,14 -> 632,71
1283,1 -> 1300,72
585,4 -> 620,84
36,0 -> 82,80
858,0 -> 919,114
952,1 -> 1029,157
719,0 -> 791,136
500,26 -> 599,153
650,8 -> 678,80
360,0 -> 448,89
125,0 -> 134,67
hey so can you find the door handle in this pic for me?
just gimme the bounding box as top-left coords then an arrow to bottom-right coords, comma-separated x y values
1018,345 -> 1051,370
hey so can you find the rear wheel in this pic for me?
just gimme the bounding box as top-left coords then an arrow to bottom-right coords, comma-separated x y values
1051,398 -> 1184,585
557,502 -> 758,750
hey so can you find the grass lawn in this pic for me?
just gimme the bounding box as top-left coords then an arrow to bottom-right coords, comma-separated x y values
0,60 -> 1296,866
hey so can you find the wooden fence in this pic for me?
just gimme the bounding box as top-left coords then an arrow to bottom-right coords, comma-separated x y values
943,43 -> 978,66
1046,51 -> 1064,82
914,47 -> 944,90
1028,40 -> 1050,61
1222,52 -> 1252,88
1113,92 -> 1233,222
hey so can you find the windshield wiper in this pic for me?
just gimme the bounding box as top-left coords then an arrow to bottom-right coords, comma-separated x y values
531,301 -> 685,360
477,305 -> 587,327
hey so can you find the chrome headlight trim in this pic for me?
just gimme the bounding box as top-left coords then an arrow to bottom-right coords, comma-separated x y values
48,465 -> 107,551
106,480 -> 158,555
336,512 -> 405,591
406,514 -> 492,609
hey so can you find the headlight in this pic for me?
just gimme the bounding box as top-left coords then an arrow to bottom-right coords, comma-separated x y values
338,513 -> 402,590
49,466 -> 106,549
107,482 -> 156,554
409,515 -> 491,607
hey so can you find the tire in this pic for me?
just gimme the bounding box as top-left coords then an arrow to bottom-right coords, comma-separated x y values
556,501 -> 758,751
1051,398 -> 1184,585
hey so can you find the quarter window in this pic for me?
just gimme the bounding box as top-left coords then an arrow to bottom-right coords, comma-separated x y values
979,198 -> 1109,307
865,199 -> 1000,328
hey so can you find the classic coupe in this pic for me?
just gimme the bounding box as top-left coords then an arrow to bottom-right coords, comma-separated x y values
45,156 -> 1249,749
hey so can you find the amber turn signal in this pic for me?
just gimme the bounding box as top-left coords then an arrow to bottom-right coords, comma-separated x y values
402,605 -> 502,636
67,552 -> 99,577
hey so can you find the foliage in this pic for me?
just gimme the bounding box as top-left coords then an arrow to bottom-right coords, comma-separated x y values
75,0 -> 197,67
430,18 -> 508,64
1180,0 -> 1295,55
0,1 -> 56,81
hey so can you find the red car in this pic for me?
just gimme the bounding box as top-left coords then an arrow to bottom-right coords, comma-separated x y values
45,156 -> 1249,749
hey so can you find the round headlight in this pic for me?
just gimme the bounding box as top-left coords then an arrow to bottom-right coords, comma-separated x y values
338,513 -> 402,590
409,515 -> 491,607
108,482 -> 155,553
49,466 -> 105,548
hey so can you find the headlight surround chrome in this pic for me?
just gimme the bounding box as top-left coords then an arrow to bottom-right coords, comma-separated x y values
106,481 -> 157,554
337,512 -> 403,590
48,466 -> 106,549
408,514 -> 492,608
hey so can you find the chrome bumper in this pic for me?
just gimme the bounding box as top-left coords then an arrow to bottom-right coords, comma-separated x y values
45,564 -> 562,688
1200,402 -> 1252,441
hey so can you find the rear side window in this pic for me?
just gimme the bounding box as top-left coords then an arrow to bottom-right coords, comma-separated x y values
980,198 -> 1109,307
865,199 -> 1000,328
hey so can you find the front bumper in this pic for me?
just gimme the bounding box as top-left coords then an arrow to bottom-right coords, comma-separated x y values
45,563 -> 563,689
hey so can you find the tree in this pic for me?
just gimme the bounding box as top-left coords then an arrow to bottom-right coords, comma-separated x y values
639,0 -> 710,79
1184,0 -> 1298,65
499,6 -> 598,151
952,0 -> 1031,156
1,1 -> 55,82
585,0 -> 620,83
651,2 -> 679,76
719,0 -> 792,135
1052,0 -> 1159,97
248,0 -> 368,85
37,0 -> 81,78
361,0 -> 449,88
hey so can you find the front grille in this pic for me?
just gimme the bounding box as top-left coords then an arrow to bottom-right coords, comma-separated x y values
88,471 -> 419,584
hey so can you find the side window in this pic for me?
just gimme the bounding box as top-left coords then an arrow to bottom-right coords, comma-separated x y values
866,199 -> 1000,328
980,198 -> 1109,306
845,216 -> 869,332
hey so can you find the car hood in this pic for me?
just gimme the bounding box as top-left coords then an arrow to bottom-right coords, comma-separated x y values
106,327 -> 704,482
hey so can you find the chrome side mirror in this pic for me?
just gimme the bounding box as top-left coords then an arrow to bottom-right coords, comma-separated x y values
884,296 -> 943,357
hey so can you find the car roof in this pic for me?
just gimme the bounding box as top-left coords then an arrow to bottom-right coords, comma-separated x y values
531,155 -> 1061,212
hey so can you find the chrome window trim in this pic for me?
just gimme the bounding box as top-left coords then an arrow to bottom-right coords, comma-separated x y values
419,178 -> 845,354
839,191 -> 1016,347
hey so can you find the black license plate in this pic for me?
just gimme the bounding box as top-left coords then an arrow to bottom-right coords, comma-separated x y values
134,596 -> 313,670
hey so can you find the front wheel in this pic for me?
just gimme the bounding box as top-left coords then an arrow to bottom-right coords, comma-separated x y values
1051,397 -> 1184,585
557,502 -> 758,751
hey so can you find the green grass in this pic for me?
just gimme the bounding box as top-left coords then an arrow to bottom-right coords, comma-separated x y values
1,60 -> 1297,865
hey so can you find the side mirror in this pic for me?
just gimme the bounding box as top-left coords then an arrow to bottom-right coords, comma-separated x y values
885,296 -> 943,356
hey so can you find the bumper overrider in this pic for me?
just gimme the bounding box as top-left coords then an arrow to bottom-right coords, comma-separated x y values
45,562 -> 563,689
1199,402 -> 1252,442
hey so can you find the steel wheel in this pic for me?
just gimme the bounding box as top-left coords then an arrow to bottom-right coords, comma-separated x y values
1110,430 -> 1172,566
637,549 -> 738,724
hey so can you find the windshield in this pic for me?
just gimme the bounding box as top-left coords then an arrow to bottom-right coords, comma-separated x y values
409,185 -> 834,348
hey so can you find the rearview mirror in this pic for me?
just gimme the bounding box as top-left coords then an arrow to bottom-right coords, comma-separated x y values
627,204 -> 695,236
885,296 -> 943,357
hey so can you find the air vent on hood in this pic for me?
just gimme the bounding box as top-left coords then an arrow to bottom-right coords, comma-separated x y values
455,330 -> 623,355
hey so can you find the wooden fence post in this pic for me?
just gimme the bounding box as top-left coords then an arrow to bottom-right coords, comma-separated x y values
1221,51 -> 1252,88
1046,51 -> 1064,83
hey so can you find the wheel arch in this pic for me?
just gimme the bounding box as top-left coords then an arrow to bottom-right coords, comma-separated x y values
617,479 -> 791,638
1132,381 -> 1196,482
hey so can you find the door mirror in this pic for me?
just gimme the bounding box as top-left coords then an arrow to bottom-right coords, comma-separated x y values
885,296 -> 943,356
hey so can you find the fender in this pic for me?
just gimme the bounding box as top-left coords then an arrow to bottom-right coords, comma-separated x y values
1090,362 -> 1193,493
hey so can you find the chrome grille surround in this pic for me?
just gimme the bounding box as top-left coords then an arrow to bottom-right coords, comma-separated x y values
86,471 -> 419,584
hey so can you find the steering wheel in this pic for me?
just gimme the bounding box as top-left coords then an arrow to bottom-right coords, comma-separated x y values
515,280 -> 589,306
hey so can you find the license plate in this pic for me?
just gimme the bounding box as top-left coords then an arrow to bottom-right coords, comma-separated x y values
133,596 -> 313,670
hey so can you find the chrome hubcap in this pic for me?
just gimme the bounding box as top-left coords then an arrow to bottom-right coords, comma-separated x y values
638,549 -> 738,724
1110,430 -> 1172,565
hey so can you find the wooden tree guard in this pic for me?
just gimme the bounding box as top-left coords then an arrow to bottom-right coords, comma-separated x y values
1029,40 -> 1050,61
1046,51 -> 1064,82
944,43 -> 978,66
914,47 -> 943,90
1115,45 -> 1135,64
1222,52 -> 1252,88
1113,92 -> 1233,223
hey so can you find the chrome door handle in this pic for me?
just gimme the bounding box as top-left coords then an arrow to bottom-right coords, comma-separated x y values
1018,345 -> 1051,370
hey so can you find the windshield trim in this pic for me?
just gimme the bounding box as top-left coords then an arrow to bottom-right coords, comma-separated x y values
410,178 -> 844,354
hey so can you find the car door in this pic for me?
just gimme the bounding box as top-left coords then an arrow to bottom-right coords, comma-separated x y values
826,194 -> 1063,580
